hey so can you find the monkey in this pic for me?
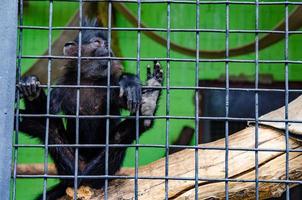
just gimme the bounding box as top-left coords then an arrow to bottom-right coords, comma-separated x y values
16,19 -> 163,200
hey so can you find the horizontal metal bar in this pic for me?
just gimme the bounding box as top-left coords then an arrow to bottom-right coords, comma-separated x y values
16,113 -> 302,124
14,174 -> 302,185
18,55 -> 302,64
16,84 -> 302,93
22,0 -> 302,6
18,25 -> 302,35
13,143 -> 302,153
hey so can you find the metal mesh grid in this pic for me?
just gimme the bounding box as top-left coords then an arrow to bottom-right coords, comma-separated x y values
6,0 -> 302,200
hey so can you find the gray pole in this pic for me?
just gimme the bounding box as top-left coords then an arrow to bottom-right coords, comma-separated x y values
0,0 -> 18,199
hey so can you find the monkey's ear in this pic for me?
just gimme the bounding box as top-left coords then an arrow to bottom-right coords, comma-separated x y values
63,41 -> 77,56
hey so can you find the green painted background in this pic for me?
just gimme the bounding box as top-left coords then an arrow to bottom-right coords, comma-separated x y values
14,1 -> 302,199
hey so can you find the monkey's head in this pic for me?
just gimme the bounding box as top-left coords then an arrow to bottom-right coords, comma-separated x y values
63,18 -> 122,79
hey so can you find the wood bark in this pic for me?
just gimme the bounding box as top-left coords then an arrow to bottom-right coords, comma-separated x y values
64,126 -> 302,200
16,97 -> 302,199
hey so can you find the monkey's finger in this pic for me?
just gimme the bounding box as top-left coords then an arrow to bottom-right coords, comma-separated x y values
128,100 -> 133,113
136,87 -> 142,112
132,101 -> 138,113
130,88 -> 136,113
131,87 -> 140,113
16,84 -> 24,98
127,87 -> 133,112
154,61 -> 161,74
36,81 -> 41,94
156,69 -> 164,83
25,82 -> 33,96
16,83 -> 22,92
20,83 -> 29,97
137,86 -> 142,102
147,64 -> 152,80
119,87 -> 124,98
153,60 -> 158,67
30,82 -> 37,95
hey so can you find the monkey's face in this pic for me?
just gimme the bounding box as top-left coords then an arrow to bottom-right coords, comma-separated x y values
63,37 -> 121,79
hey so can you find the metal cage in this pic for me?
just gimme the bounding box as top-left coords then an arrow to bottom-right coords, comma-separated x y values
1,0 -> 302,199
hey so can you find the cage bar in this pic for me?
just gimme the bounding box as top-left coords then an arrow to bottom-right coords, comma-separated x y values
0,1 -> 18,199
225,0 -> 230,198
6,0 -> 302,199
194,0 -> 200,199
254,0 -> 260,199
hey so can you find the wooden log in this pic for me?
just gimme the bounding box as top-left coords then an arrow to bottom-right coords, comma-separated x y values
16,163 -> 57,175
16,163 -> 133,177
16,126 -> 302,199
57,126 -> 302,200
16,97 -> 302,199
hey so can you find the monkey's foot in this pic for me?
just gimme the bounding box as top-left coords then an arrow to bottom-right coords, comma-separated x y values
141,61 -> 164,127
17,75 -> 41,101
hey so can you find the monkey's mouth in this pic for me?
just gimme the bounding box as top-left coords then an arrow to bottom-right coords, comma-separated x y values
95,48 -> 113,57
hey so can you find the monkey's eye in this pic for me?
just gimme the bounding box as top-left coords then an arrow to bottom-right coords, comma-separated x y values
90,38 -> 104,47
64,41 -> 77,47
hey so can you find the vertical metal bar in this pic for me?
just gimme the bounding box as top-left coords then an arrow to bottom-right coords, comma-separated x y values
194,0 -> 200,199
105,1 -> 112,199
42,1 -> 54,199
165,1 -> 171,199
254,0 -> 259,199
135,0 -> 141,199
74,1 -> 83,199
225,0 -> 230,199
0,0 -> 18,199
284,1 -> 290,199
12,0 -> 23,199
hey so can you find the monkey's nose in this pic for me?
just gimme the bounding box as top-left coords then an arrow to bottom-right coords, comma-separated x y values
95,48 -> 111,57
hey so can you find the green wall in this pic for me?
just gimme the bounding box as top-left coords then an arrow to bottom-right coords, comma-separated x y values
14,1 -> 302,199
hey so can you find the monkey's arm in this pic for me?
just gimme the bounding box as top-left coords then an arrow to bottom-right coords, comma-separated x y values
115,61 -> 163,141
16,76 -> 78,176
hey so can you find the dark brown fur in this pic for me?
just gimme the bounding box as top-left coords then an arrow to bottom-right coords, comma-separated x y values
16,19 -> 163,200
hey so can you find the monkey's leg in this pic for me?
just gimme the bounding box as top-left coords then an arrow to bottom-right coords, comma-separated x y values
78,148 -> 127,189
78,62 -> 164,188
34,181 -> 69,200
19,118 -> 77,175
19,119 -> 83,200
78,107 -> 158,189
76,93 -> 152,188
74,114 -> 159,189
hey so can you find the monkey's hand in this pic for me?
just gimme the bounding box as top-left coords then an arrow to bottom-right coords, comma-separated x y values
17,75 -> 41,101
141,61 -> 164,127
119,74 -> 142,113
